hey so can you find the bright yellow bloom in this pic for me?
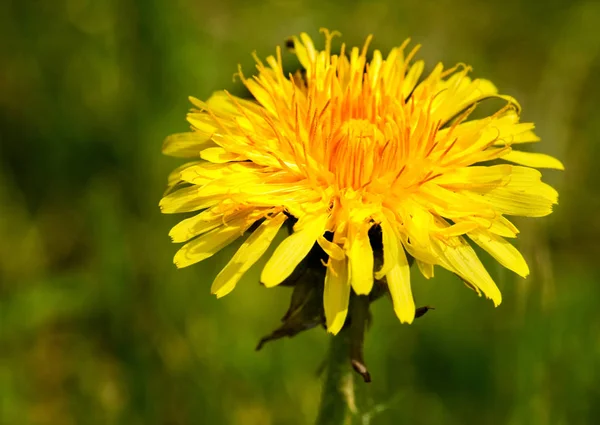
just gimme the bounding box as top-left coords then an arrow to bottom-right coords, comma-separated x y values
160,30 -> 562,334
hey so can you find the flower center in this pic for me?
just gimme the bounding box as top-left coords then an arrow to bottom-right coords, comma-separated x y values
333,118 -> 387,189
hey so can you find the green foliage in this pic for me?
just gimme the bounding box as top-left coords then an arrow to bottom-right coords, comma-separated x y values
2,0 -> 599,423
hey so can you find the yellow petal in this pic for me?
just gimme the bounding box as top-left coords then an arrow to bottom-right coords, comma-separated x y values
349,226 -> 374,295
386,247 -> 415,324
169,208 -> 251,243
178,177 -> 299,206
261,213 -> 328,287
243,80 -> 277,116
300,33 -> 317,65
401,60 -> 424,99
200,147 -> 244,163
199,92 -> 243,116
435,165 -> 512,190
290,35 -> 312,71
401,201 -> 435,249
434,221 -> 480,237
159,186 -> 220,214
435,77 -> 501,123
468,229 -> 529,277
393,204 -> 439,265
465,166 -> 559,217
368,50 -> 383,87
179,162 -> 262,185
186,112 -> 220,133
164,161 -> 202,195
466,110 -> 540,145
432,236 -> 502,306
375,219 -> 399,280
162,132 -> 217,157
169,214 -> 222,243
417,260 -> 434,279
417,183 -> 493,219
466,216 -> 519,238
501,150 -> 565,170
173,215 -> 254,268
211,213 -> 287,298
488,118 -> 540,146
324,256 -> 350,335
509,130 -> 540,144
317,235 -> 345,261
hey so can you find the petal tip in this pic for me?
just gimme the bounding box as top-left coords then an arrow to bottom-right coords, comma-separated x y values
326,315 -> 346,335
213,288 -> 232,299
259,270 -> 281,288
351,283 -> 373,296
398,313 -> 415,325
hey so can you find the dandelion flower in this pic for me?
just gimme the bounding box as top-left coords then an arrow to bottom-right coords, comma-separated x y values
160,30 -> 562,335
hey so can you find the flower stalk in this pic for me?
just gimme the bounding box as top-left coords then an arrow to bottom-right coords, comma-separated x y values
315,331 -> 353,425
316,294 -> 371,425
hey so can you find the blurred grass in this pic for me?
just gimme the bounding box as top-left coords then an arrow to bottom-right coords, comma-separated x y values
1,0 -> 600,424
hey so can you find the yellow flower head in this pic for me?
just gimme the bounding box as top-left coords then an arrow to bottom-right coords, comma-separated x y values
160,30 -> 562,335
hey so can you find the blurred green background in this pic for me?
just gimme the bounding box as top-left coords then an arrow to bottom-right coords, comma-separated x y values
2,0 -> 599,424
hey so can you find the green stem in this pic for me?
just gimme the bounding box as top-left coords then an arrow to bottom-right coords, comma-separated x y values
315,331 -> 355,425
